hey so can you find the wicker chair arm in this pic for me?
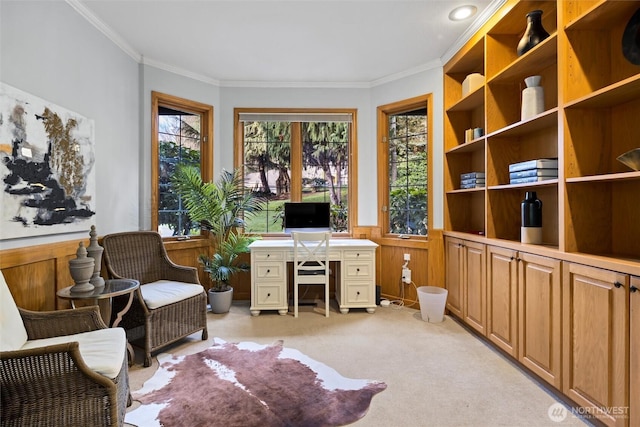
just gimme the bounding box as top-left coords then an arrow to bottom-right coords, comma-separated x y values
162,262 -> 200,284
19,306 -> 108,340
1,341 -> 121,424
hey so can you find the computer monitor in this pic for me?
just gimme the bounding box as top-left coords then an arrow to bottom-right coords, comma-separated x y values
283,202 -> 331,234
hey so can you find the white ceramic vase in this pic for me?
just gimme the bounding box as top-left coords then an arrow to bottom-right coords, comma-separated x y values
521,75 -> 544,120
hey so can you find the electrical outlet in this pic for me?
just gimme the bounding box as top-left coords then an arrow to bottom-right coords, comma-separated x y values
403,253 -> 410,261
402,268 -> 411,284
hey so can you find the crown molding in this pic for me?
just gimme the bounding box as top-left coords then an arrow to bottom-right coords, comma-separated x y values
68,0 -> 500,90
440,0 -> 506,65
140,57 -> 221,86
65,0 -> 141,63
370,59 -> 443,87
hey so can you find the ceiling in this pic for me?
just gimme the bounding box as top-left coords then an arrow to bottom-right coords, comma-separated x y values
72,0 -> 500,87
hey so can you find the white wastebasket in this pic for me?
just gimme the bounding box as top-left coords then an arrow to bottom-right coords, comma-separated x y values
417,286 -> 448,323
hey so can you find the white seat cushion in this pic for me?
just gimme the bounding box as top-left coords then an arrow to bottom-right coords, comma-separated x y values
141,280 -> 204,309
0,272 -> 29,352
22,327 -> 126,379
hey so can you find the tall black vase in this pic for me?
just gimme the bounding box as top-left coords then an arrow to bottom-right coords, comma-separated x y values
517,10 -> 550,56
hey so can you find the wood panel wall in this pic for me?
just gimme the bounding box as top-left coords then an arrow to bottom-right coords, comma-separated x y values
1,229 -> 445,311
0,236 -> 211,311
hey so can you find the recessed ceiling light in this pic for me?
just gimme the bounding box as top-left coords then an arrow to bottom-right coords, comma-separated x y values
449,5 -> 478,21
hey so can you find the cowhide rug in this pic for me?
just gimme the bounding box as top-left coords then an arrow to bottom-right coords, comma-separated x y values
125,338 -> 387,427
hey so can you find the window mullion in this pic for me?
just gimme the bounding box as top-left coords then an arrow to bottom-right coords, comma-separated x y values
290,122 -> 302,202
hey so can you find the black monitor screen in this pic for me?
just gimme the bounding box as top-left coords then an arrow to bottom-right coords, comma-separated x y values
284,202 -> 330,232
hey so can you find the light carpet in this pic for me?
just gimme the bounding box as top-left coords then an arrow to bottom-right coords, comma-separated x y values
125,338 -> 386,427
126,301 -> 590,426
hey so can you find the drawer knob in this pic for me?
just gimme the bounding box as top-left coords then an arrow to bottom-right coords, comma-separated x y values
267,293 -> 271,297
266,269 -> 270,274
356,268 -> 360,272
267,254 -> 270,258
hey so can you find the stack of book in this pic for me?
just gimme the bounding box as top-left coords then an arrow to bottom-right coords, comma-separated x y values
460,172 -> 485,189
509,158 -> 558,184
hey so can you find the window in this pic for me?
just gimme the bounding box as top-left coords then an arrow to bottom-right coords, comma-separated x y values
151,92 -> 213,237
235,109 -> 356,234
377,95 -> 431,237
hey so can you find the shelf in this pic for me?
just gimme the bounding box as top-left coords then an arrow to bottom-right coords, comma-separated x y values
488,179 -> 558,191
564,74 -> 640,109
447,187 -> 486,195
446,137 -> 484,154
447,86 -> 484,113
488,34 -> 558,84
565,0 -> 639,31
566,171 -> 640,184
487,108 -> 558,138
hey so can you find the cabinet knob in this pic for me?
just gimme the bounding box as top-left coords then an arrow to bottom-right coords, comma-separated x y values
266,269 -> 270,274
630,285 -> 638,293
614,281 -> 623,289
356,253 -> 360,257
267,254 -> 270,258
267,293 -> 271,297
357,291 -> 360,295
356,268 -> 360,272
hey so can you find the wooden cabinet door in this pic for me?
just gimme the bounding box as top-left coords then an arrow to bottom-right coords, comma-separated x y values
444,237 -> 464,318
562,262 -> 628,427
518,252 -> 561,389
463,241 -> 486,335
487,245 -> 518,357
631,276 -> 639,427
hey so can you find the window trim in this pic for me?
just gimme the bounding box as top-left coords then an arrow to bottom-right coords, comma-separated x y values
234,107 -> 358,236
376,94 -> 433,239
151,91 -> 214,238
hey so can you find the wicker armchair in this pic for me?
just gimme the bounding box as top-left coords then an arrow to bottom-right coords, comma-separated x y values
1,273 -> 129,427
102,231 -> 208,367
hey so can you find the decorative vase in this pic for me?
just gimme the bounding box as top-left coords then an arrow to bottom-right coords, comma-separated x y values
208,287 -> 233,314
87,225 -> 105,288
521,75 -> 544,120
69,242 -> 95,292
521,191 -> 542,244
517,10 -> 550,56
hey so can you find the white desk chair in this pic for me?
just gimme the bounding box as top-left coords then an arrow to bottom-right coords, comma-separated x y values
292,231 -> 331,317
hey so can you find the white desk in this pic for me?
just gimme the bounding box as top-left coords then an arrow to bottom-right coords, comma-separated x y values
249,239 -> 378,316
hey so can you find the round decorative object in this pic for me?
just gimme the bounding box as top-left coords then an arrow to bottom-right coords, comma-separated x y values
622,8 -> 640,65
69,242 -> 95,292
521,75 -> 545,120
521,191 -> 543,244
616,148 -> 640,171
87,225 -> 105,288
517,10 -> 550,56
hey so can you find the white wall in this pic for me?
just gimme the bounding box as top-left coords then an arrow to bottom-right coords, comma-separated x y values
0,1 -> 443,250
0,0 -> 139,250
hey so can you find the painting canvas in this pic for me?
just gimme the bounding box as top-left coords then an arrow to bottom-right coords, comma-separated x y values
0,83 -> 96,240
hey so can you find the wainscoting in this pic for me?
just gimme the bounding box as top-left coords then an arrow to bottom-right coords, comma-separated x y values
1,228 -> 444,311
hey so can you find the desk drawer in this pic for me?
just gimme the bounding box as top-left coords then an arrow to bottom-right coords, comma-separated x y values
343,261 -> 373,278
253,251 -> 285,261
345,283 -> 371,304
343,250 -> 373,260
254,285 -> 283,307
254,262 -> 285,281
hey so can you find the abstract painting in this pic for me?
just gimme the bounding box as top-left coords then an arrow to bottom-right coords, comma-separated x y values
0,83 -> 96,240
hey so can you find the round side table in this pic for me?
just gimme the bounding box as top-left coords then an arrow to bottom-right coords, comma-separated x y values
57,278 -> 139,364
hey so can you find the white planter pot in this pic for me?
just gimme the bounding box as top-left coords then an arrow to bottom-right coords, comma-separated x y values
208,288 -> 233,313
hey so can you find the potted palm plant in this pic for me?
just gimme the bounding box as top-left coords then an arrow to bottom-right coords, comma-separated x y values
172,166 -> 265,313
